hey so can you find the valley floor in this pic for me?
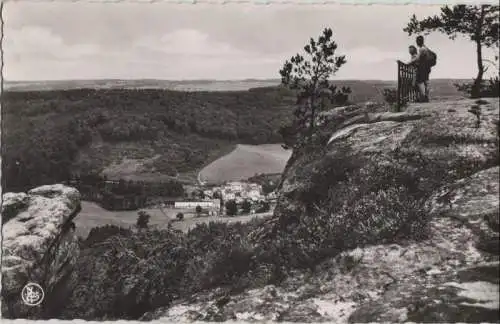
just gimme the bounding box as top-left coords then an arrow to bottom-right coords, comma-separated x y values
75,201 -> 272,238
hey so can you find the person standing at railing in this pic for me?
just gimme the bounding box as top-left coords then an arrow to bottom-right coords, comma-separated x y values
408,45 -> 418,89
410,35 -> 436,102
408,42 -> 429,102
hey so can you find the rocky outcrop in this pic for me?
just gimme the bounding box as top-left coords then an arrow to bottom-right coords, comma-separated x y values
145,164 -> 499,323
252,99 -> 496,245
427,166 -> 500,255
1,184 -> 81,319
347,165 -> 499,323
160,98 -> 497,323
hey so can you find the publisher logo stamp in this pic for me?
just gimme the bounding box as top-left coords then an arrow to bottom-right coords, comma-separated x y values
21,282 -> 44,306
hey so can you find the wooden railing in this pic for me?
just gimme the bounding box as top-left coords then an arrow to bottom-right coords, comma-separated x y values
397,60 -> 418,110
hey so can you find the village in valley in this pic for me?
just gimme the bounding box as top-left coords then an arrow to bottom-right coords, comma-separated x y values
64,167 -> 283,231
158,178 -> 279,220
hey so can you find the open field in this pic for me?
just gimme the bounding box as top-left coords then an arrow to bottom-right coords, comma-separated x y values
75,201 -> 170,238
198,144 -> 292,184
75,201 -> 272,238
98,143 -> 237,184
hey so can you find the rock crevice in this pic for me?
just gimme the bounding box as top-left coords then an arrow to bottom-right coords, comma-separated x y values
1,184 -> 81,319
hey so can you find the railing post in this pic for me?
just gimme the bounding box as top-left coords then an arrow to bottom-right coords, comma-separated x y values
396,60 -> 419,110
396,60 -> 402,112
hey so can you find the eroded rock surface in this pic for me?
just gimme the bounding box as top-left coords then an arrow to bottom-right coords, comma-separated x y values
5,99 -> 497,322
1,184 -> 81,319
144,166 -> 499,323
149,99 -> 499,323
274,98 -> 499,231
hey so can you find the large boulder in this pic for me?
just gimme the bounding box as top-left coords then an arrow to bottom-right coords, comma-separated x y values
1,184 -> 81,319
427,166 -> 500,254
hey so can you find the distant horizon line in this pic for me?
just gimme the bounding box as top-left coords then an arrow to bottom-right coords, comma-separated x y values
5,77 -> 470,83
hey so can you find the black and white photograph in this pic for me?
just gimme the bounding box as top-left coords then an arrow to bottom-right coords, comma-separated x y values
1,1 -> 499,322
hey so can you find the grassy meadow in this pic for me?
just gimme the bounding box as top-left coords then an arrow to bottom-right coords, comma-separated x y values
75,200 -> 272,238
198,144 -> 292,184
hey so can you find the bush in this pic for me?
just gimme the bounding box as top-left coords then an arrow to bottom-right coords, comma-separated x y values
383,88 -> 398,104
136,211 -> 150,229
176,212 -> 184,221
256,201 -> 271,213
382,88 -> 402,111
181,222 -> 259,294
68,217 -> 290,320
64,226 -> 188,320
455,77 -> 500,98
274,154 -> 432,270
83,224 -> 133,248
225,199 -> 238,216
241,200 -> 252,214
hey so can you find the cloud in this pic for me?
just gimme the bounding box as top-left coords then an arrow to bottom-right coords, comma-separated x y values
3,3 -> 487,81
135,29 -> 247,58
4,26 -> 102,80
346,46 -> 405,65
4,26 -> 285,80
102,29 -> 286,79
5,26 -> 100,61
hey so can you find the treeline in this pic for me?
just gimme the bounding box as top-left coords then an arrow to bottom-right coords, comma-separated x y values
3,88 -> 295,143
1,87 -> 295,192
224,199 -> 271,216
1,116 -> 93,192
69,173 -> 184,211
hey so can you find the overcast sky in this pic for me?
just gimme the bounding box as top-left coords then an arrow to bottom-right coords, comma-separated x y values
3,2 -> 498,81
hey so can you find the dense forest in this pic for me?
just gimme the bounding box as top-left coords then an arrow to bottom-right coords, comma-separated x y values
1,87 -> 296,192
1,79 -> 466,194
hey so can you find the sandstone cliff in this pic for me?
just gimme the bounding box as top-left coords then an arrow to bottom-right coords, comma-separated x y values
1,184 -> 81,319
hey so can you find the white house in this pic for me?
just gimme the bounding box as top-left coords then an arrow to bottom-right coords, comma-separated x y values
174,201 -> 213,209
223,192 -> 236,201
227,181 -> 244,192
174,199 -> 221,209
248,183 -> 261,191
266,191 -> 278,200
247,189 -> 262,200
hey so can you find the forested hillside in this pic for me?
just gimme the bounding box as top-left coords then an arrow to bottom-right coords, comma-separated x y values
1,79 -> 465,193
1,87 -> 296,192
